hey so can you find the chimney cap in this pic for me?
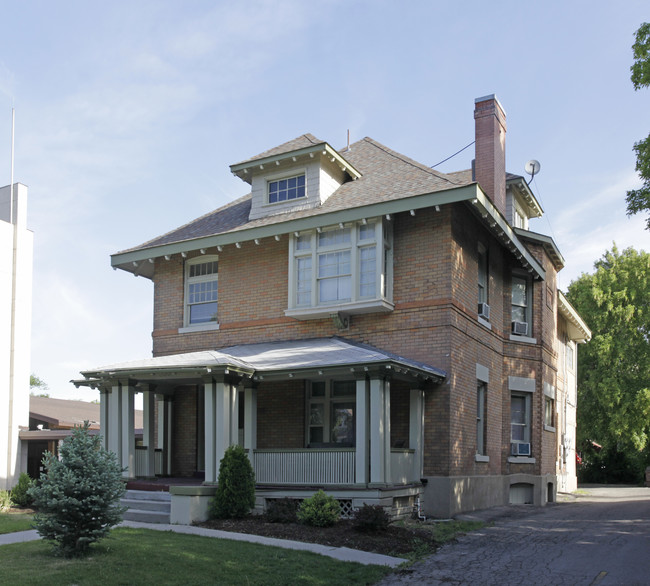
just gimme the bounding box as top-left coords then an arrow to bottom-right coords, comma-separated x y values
474,94 -> 506,115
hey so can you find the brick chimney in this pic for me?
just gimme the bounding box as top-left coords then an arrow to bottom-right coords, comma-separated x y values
474,95 -> 507,217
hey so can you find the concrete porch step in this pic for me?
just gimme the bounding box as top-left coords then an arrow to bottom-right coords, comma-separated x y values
121,489 -> 171,524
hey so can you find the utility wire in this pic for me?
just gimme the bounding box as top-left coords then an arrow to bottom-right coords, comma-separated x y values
431,140 -> 475,168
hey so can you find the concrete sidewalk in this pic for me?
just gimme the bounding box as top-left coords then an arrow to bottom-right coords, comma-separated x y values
0,521 -> 406,568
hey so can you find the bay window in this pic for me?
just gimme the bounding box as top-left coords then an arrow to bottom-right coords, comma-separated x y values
286,219 -> 393,319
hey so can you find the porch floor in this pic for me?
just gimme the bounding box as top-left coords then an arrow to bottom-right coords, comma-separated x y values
126,477 -> 204,492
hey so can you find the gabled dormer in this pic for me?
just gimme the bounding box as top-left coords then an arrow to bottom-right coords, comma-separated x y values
230,134 -> 361,221
506,173 -> 543,229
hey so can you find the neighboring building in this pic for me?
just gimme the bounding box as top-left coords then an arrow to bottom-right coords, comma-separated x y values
75,95 -> 590,520
0,183 -> 32,491
20,396 -> 143,479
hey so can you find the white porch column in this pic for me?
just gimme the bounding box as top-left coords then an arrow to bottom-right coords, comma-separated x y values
230,387 -> 240,447
108,383 -> 123,462
120,383 -> 135,478
369,377 -> 390,485
243,383 -> 257,466
355,378 -> 369,485
142,386 -> 156,478
215,378 -> 232,471
99,387 -> 110,451
204,377 -> 217,483
410,389 -> 425,481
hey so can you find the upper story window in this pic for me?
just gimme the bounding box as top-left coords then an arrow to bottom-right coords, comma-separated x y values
477,243 -> 489,320
511,273 -> 532,336
286,219 -> 393,319
566,342 -> 575,371
268,174 -> 306,204
510,393 -> 531,447
185,256 -> 218,326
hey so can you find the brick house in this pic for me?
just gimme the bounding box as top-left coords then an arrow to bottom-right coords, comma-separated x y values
75,95 -> 590,520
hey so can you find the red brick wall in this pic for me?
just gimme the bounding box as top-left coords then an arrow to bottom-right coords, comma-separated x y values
171,386 -> 198,476
150,203 -> 562,483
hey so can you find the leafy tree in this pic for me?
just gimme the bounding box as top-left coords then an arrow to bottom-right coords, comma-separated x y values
29,374 -> 49,397
567,246 -> 650,482
626,23 -> 650,230
28,422 -> 126,557
209,445 -> 255,519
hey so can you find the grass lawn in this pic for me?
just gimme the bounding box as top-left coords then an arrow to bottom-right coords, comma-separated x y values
0,511 -> 34,534
0,527 -> 391,585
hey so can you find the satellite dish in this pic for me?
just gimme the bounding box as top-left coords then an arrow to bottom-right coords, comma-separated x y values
525,160 -> 541,184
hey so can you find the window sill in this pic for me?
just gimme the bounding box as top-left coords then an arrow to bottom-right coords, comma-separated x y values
178,322 -> 220,334
509,334 -> 537,344
478,316 -> 492,330
475,454 -> 489,463
507,456 -> 536,464
544,425 -> 556,433
285,298 -> 394,320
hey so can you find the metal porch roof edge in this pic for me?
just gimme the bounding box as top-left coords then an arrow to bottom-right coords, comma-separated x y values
73,338 -> 447,386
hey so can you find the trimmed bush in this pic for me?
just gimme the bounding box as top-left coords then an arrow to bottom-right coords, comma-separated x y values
28,422 -> 126,557
297,490 -> 340,527
10,473 -> 34,508
209,445 -> 256,519
352,504 -> 391,533
265,498 -> 299,524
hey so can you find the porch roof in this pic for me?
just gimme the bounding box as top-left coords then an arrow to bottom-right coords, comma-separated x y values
73,337 -> 446,388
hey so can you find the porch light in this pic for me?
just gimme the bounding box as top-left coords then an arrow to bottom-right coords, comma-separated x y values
181,252 -> 187,258
410,210 -> 415,216
309,153 -> 314,158
259,165 -> 264,170
316,227 -> 322,233
435,205 -> 441,212
132,261 -> 138,267
292,156 -> 297,162
164,255 -> 171,261
385,214 -> 391,220
339,222 -> 344,229
200,249 -> 206,254
235,242 -> 241,248
294,232 -> 300,238
254,239 -> 260,245
275,161 -> 280,166
361,218 -> 367,224
274,235 -> 280,241
217,246 -> 223,252
148,258 -> 154,263
288,373 -> 293,378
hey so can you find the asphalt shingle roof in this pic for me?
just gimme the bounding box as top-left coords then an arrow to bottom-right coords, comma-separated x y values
117,136 -> 473,255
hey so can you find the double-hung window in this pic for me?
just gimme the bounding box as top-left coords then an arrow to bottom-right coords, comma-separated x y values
510,393 -> 531,446
511,273 -> 532,336
288,220 -> 392,318
307,380 -> 356,447
185,256 -> 218,326
477,381 -> 487,456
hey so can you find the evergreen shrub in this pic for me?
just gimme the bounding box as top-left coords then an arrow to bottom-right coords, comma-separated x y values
352,504 -> 391,533
0,490 -> 11,511
28,422 -> 126,557
265,498 -> 299,523
10,472 -> 34,507
209,445 -> 256,519
297,490 -> 340,527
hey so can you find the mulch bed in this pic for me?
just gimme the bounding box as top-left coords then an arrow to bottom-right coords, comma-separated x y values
197,516 -> 439,557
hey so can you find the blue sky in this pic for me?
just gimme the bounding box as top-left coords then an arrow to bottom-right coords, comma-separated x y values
1,0 -> 648,401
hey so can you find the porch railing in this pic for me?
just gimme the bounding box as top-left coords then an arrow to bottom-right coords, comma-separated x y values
253,449 -> 356,485
134,447 -> 163,477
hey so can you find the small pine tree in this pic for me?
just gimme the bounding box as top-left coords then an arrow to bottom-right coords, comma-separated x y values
10,472 -> 34,508
28,422 -> 126,557
209,445 -> 256,519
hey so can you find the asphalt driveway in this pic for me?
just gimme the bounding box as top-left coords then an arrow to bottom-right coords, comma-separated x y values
379,485 -> 650,586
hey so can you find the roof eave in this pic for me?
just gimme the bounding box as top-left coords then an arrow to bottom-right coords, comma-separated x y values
506,176 -> 544,218
513,227 -> 565,270
111,183 -> 482,279
230,143 -> 362,184
558,291 -> 592,343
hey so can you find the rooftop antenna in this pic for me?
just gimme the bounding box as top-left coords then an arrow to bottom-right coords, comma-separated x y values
524,159 -> 540,186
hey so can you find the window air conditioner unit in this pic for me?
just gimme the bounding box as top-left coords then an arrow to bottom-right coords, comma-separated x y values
478,303 -> 490,320
511,442 -> 531,456
511,321 -> 528,336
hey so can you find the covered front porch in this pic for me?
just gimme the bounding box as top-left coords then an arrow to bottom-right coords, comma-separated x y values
74,338 -> 446,521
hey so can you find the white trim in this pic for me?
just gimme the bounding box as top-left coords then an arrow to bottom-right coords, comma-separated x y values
184,255 -> 219,327
478,316 -> 492,330
475,454 -> 490,463
509,334 -> 537,344
179,322 -> 220,334
507,456 -> 535,464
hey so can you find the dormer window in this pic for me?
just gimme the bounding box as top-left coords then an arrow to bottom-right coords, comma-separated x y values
269,174 -> 306,204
